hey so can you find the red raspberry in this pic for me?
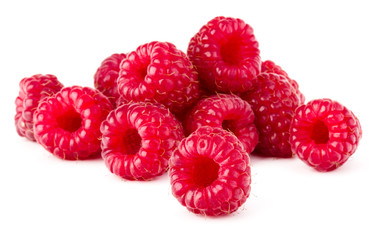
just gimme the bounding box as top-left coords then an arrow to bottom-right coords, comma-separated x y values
115,95 -> 129,107
33,86 -> 113,160
101,102 -> 184,180
188,16 -> 261,93
261,60 -> 305,104
169,126 -> 251,216
241,72 -> 301,157
290,99 -> 362,171
118,41 -> 200,114
186,94 -> 258,153
94,53 -> 126,106
15,74 -> 63,141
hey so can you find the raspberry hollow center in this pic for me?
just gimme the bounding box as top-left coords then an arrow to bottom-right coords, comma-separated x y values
122,129 -> 141,155
310,120 -> 330,144
222,119 -> 236,134
56,109 -> 82,133
220,37 -> 243,65
192,157 -> 220,188
138,65 -> 148,82
134,58 -> 150,83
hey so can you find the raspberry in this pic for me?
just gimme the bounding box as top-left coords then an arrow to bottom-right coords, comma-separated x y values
115,95 -> 129,107
94,53 -> 126,106
15,74 -> 63,141
261,60 -> 305,104
186,94 -> 258,153
101,102 -> 184,180
241,72 -> 301,157
187,16 -> 261,93
290,99 -> 362,171
118,41 -> 200,114
169,126 -> 251,216
33,86 -> 113,160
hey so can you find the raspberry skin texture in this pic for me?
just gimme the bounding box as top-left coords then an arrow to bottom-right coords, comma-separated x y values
186,94 -> 258,154
94,53 -> 127,106
169,126 -> 251,216
290,99 -> 362,172
187,16 -> 261,93
115,95 -> 129,107
241,72 -> 301,157
261,60 -> 305,105
118,41 -> 200,114
33,86 -> 113,160
15,74 -> 63,141
101,102 -> 184,180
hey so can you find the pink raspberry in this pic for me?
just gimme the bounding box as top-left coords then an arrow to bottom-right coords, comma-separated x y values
261,60 -> 305,104
241,72 -> 302,157
290,99 -> 362,171
186,94 -> 258,153
101,102 -> 184,180
169,126 -> 251,216
118,41 -> 200,114
94,53 -> 127,106
15,74 -> 64,141
33,86 -> 113,160
188,16 -> 261,93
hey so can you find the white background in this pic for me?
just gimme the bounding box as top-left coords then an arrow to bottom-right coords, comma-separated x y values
1,0 -> 383,239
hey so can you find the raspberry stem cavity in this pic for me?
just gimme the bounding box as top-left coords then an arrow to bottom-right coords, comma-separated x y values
56,109 -> 82,133
310,120 -> 329,144
122,129 -> 142,155
220,36 -> 243,65
192,157 -> 219,188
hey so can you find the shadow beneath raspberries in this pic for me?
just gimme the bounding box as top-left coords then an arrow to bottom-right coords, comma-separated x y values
249,152 -> 296,161
52,152 -> 104,162
109,170 -> 171,183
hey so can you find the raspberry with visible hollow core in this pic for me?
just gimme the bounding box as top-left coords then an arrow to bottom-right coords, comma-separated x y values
33,86 -> 113,160
290,99 -> 362,171
94,53 -> 126,106
15,74 -> 63,141
186,94 -> 258,153
188,16 -> 261,93
169,126 -> 251,216
241,72 -> 302,157
100,102 -> 184,180
261,60 -> 305,104
118,41 -> 200,114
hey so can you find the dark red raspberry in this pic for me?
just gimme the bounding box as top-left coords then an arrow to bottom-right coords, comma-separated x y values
169,126 -> 251,216
101,102 -> 184,180
186,94 -> 258,153
261,60 -> 305,104
188,16 -> 261,93
33,86 -> 113,160
15,74 -> 63,141
241,72 -> 301,157
94,53 -> 126,106
118,41 -> 200,114
290,99 -> 362,171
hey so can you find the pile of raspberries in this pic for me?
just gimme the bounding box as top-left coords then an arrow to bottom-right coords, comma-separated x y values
15,16 -> 362,217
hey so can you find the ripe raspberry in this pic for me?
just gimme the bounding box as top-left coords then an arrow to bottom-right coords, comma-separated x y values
261,60 -> 305,104
118,41 -> 200,114
94,53 -> 126,106
186,94 -> 258,153
33,86 -> 113,160
115,95 -> 129,107
169,126 -> 251,216
241,72 -> 301,157
15,74 -> 63,141
188,16 -> 261,93
290,99 -> 362,171
101,102 -> 184,180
